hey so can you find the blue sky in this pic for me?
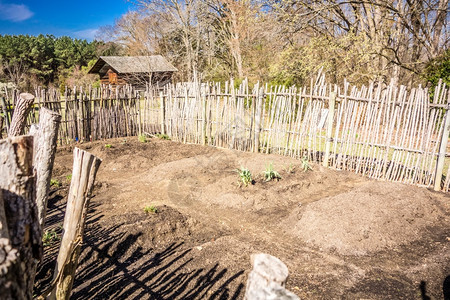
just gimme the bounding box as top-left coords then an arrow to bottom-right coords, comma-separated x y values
0,0 -> 131,40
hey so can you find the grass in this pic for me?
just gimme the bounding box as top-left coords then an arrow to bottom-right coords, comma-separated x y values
42,229 -> 60,247
105,144 -> 113,148
50,179 -> 60,187
144,205 -> 158,214
263,162 -> 282,181
236,167 -> 253,187
156,133 -> 170,140
138,134 -> 148,143
66,174 -> 72,182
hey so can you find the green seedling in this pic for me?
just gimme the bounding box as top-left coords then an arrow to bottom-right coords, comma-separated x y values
66,174 -> 72,182
42,229 -> 60,247
301,155 -> 313,172
284,164 -> 295,174
236,167 -> 253,187
105,144 -> 113,148
144,205 -> 158,214
263,162 -> 282,181
138,134 -> 147,143
50,179 -> 60,187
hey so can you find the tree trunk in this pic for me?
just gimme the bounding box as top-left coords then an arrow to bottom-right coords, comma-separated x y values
0,135 -> 41,300
29,107 -> 62,230
49,148 -> 102,300
8,93 -> 35,137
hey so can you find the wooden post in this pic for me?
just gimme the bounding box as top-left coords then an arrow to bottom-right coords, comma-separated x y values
245,253 -> 299,300
29,107 -> 62,229
50,148 -> 101,300
0,114 -> 4,138
202,93 -> 207,145
159,91 -> 165,135
1,96 -> 11,133
323,92 -> 336,167
8,93 -> 35,136
0,135 -> 42,300
254,87 -> 264,153
434,106 -> 450,191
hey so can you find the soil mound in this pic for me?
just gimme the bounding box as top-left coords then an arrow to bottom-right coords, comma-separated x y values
293,181 -> 449,255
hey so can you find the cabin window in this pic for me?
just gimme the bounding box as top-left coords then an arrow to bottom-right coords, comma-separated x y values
108,72 -> 118,84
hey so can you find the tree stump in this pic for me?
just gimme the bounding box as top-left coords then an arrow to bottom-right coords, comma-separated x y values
0,136 -> 41,300
8,93 -> 35,137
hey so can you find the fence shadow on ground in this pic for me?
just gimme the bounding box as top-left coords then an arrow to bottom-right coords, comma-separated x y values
34,190 -> 245,299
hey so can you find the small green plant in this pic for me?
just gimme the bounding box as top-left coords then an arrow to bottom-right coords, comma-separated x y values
301,155 -> 313,172
236,167 -> 253,187
156,133 -> 170,140
284,164 -> 295,174
66,174 -> 72,182
42,229 -> 60,247
263,162 -> 282,181
105,144 -> 113,148
50,179 -> 60,187
144,205 -> 158,214
138,134 -> 148,143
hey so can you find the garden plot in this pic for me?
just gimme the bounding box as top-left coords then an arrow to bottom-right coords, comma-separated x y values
35,137 -> 450,299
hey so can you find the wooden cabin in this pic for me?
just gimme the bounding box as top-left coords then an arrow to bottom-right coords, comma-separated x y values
88,56 -> 178,88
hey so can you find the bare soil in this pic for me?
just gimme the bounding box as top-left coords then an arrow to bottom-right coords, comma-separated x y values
35,137 -> 450,299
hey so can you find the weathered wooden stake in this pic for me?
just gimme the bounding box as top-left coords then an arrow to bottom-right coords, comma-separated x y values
245,253 -> 299,300
0,97 -> 10,133
159,91 -> 165,135
0,135 -> 41,300
253,88 -> 264,153
8,93 -> 35,136
50,148 -> 101,300
434,105 -> 450,191
202,94 -> 207,145
323,92 -> 336,167
29,107 -> 62,229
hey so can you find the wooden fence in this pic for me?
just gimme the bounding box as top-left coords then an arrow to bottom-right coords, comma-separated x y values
1,85 -> 141,144
1,77 -> 449,192
143,77 -> 450,192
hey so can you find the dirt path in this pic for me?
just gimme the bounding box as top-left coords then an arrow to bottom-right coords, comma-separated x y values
35,137 -> 450,299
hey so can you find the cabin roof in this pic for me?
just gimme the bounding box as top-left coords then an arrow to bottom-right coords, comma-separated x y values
88,55 -> 178,74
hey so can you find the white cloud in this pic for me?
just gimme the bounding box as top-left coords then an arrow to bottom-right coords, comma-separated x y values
0,1 -> 34,22
74,28 -> 99,40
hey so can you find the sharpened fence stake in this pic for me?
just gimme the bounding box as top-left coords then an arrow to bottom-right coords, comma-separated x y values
434,105 -> 450,191
323,92 -> 336,167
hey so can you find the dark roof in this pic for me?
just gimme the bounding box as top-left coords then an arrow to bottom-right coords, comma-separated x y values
88,55 -> 178,74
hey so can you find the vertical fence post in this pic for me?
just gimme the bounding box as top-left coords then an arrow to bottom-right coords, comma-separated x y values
159,91 -> 165,135
434,106 -> 450,191
1,96 -> 11,134
254,87 -> 264,153
202,92 -> 207,145
323,92 -> 336,167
